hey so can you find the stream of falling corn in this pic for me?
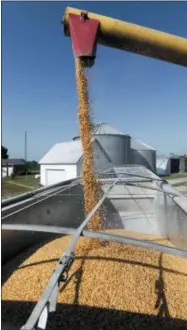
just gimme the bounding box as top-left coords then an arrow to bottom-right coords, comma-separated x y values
2,60 -> 187,330
75,58 -> 102,238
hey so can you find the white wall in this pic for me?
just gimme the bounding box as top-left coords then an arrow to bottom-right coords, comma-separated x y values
40,164 -> 77,186
1,166 -> 13,178
156,157 -> 171,176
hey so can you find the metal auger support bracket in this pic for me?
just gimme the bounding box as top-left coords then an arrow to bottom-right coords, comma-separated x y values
21,253 -> 75,330
59,252 -> 75,282
20,184 -> 116,330
69,12 -> 100,68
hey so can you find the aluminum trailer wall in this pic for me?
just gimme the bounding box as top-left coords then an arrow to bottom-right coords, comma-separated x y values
2,167 -> 187,266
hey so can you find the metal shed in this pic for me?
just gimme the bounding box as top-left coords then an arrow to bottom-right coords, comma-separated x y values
156,155 -> 187,176
156,155 -> 171,176
73,123 -> 131,166
1,159 -> 26,178
39,138 -> 112,186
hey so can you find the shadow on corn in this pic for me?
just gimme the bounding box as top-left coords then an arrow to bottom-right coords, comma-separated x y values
155,253 -> 170,317
2,254 -> 186,329
2,300 -> 187,330
16,255 -> 187,278
58,253 -> 184,318
60,258 -> 86,305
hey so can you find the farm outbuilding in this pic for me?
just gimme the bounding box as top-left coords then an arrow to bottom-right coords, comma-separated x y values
39,138 -> 112,186
39,123 -> 158,187
156,155 -> 187,176
156,156 -> 171,176
1,159 -> 26,178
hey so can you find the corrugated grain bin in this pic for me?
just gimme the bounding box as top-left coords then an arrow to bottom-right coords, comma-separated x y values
130,138 -> 156,173
73,123 -> 131,166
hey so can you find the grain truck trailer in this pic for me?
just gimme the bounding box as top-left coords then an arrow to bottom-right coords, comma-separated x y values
2,7 -> 187,330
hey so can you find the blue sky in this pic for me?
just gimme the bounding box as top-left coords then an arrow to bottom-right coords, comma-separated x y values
2,1 -> 187,161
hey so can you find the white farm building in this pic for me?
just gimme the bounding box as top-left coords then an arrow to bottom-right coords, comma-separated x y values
39,123 -> 157,187
39,138 -> 112,186
2,158 -> 26,178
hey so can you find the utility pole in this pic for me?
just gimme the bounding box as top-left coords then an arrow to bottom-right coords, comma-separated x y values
25,130 -> 28,180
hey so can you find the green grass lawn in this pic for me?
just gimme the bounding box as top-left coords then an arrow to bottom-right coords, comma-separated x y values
2,174 -> 39,199
162,173 -> 187,180
10,174 -> 38,187
172,182 -> 187,187
2,182 -> 31,199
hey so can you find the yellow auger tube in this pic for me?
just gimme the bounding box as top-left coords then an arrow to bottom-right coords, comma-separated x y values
63,7 -> 187,67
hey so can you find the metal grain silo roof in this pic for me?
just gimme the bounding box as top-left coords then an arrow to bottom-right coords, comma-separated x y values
73,123 -> 131,166
73,123 -> 128,140
131,138 -> 155,151
93,123 -> 127,136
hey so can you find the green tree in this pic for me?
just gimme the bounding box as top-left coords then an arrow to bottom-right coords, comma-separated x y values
2,145 -> 9,159
27,161 -> 40,172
